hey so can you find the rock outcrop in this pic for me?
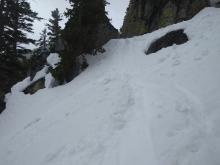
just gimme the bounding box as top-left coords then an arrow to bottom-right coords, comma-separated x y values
121,0 -> 209,37
23,78 -> 45,95
92,22 -> 119,52
28,53 -> 48,81
145,29 -> 188,54
210,0 -> 220,7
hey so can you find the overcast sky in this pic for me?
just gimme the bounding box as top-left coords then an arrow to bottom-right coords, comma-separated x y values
106,0 -> 130,29
28,0 -> 129,43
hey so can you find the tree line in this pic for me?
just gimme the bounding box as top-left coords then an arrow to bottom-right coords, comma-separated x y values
0,0 -> 117,113
0,0 -> 63,57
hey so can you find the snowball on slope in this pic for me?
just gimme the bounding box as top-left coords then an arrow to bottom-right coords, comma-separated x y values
47,53 -> 61,69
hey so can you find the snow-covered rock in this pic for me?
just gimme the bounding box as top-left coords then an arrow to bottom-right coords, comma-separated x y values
11,66 -> 49,94
0,7 -> 220,165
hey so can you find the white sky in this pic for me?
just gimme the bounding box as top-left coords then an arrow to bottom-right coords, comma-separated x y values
106,0 -> 130,29
28,0 -> 129,44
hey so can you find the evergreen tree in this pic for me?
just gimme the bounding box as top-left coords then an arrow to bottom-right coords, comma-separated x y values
51,0 -> 117,84
0,0 -> 41,56
47,8 -> 62,53
64,0 -> 110,54
36,28 -> 49,55
0,0 -> 13,55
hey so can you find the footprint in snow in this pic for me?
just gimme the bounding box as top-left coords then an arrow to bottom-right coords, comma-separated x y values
194,56 -> 202,61
172,55 -> 180,60
44,146 -> 65,163
172,60 -> 181,66
69,142 -> 89,156
175,102 -> 190,114
111,90 -> 135,131
24,118 -> 41,130
111,110 -> 128,130
104,87 -> 110,92
188,143 -> 200,153
158,57 -> 167,64
157,114 -> 163,119
103,78 -> 111,85
201,50 -> 209,57
166,131 -> 177,137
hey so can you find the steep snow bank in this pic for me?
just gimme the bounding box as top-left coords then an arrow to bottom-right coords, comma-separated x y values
0,7 -> 220,165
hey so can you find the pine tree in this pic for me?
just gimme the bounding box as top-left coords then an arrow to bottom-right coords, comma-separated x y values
36,28 -> 49,55
51,0 -> 117,84
64,0 -> 110,54
0,0 -> 41,56
12,0 -> 42,55
0,0 -> 4,42
47,8 -> 62,53
0,0 -> 13,55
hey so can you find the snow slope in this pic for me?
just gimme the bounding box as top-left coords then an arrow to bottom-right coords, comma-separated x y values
0,7 -> 220,165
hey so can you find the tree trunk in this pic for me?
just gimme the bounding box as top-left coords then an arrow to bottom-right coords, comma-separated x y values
0,0 -> 5,51
12,0 -> 19,56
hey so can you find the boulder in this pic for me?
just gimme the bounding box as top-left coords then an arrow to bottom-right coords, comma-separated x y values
23,78 -> 45,95
145,29 -> 188,55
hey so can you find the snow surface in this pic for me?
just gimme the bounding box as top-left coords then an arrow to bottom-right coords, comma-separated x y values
47,53 -> 61,69
1,7 -> 220,165
45,73 -> 56,89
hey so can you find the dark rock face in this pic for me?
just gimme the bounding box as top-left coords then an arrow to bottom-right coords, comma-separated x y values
23,78 -> 45,95
0,55 -> 28,113
0,92 -> 6,113
215,1 -> 220,7
29,52 -> 49,81
121,0 -> 209,37
210,0 -> 220,7
145,29 -> 188,55
94,22 -> 119,51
